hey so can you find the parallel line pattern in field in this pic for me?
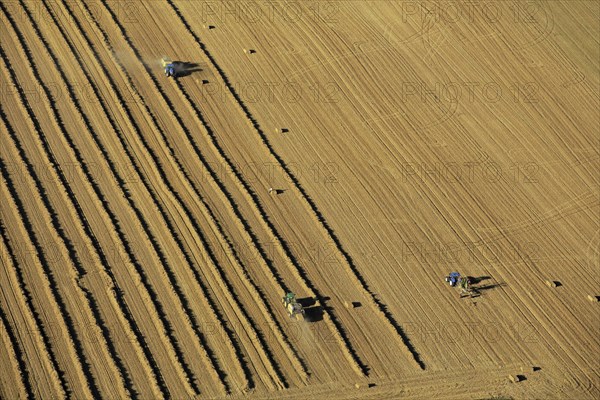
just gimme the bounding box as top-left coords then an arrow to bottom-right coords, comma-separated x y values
0,17 -> 122,397
35,0 -> 236,396
0,114 -> 68,398
0,150 -> 95,399
58,0 -> 292,392
2,2 -> 203,396
0,298 -> 31,399
132,0 -> 370,379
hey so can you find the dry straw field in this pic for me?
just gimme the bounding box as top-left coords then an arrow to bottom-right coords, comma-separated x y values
0,1 -> 598,399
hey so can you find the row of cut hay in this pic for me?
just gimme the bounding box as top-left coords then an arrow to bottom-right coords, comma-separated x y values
0,241 -> 38,399
7,0 -> 195,395
0,110 -> 68,399
0,25 -> 105,397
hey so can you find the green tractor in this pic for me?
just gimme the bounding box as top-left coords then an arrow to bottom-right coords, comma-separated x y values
282,292 -> 305,320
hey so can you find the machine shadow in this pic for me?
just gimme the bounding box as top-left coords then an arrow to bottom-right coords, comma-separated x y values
297,297 -> 323,322
174,61 -> 202,77
474,282 -> 506,293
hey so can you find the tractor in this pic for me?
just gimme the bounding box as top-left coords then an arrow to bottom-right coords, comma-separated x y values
445,272 -> 479,298
282,292 -> 305,320
162,56 -> 176,78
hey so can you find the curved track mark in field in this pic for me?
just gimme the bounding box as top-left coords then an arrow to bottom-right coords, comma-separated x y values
0,300 -> 33,399
167,0 -> 424,371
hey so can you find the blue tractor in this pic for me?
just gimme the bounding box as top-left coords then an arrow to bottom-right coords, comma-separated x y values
445,272 -> 461,287
162,57 -> 176,78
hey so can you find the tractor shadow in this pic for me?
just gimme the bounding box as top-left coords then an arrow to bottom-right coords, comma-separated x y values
473,281 -> 506,293
297,297 -> 323,322
467,275 -> 491,285
173,61 -> 202,77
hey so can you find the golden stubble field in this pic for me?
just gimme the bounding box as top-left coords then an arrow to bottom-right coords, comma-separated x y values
0,1 -> 598,399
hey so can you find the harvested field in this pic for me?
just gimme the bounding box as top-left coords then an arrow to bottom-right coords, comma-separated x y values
0,1 -> 598,399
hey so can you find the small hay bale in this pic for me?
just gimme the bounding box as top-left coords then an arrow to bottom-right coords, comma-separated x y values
354,383 -> 361,389
545,280 -> 558,288
344,301 -> 350,309
508,374 -> 521,383
244,48 -> 256,54
587,295 -> 599,302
